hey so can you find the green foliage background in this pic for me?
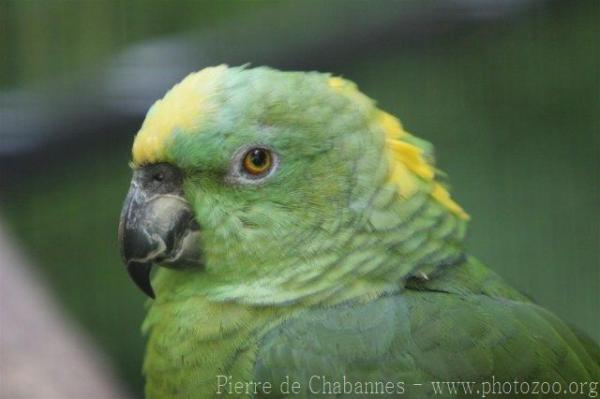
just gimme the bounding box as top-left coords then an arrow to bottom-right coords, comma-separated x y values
1,1 -> 598,396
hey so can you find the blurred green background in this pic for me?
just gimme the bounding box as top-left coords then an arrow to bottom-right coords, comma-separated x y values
1,1 -> 598,397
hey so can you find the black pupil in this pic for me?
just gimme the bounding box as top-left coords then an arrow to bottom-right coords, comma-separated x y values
250,149 -> 267,167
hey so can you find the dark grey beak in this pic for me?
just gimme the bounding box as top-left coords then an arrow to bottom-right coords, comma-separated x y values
118,164 -> 202,298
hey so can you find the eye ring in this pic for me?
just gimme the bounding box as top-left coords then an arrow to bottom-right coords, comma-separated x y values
242,148 -> 273,176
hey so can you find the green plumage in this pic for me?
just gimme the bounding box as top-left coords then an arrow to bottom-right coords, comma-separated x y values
131,66 -> 599,398
255,258 -> 599,398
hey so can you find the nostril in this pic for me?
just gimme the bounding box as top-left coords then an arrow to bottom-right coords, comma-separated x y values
153,172 -> 165,182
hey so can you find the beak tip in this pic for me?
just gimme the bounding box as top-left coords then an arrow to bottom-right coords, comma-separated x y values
126,261 -> 155,299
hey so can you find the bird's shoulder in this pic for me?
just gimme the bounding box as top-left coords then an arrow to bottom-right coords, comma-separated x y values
252,257 -> 599,397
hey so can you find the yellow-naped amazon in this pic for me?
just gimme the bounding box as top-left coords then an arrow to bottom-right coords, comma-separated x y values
118,66 -> 599,398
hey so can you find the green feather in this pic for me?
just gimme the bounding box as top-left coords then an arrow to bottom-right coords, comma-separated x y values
131,66 -> 599,398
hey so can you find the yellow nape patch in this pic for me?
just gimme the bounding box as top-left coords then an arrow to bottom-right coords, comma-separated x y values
328,77 -> 347,90
132,65 -> 227,165
328,76 -> 367,104
378,111 -> 469,220
431,184 -> 469,220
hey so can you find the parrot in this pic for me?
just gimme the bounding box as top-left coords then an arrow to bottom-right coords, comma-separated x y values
117,65 -> 599,398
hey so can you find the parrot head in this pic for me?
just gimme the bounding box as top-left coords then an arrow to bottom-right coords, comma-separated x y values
118,65 -> 467,304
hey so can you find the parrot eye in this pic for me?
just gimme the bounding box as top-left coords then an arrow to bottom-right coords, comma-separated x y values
228,146 -> 278,185
242,148 -> 273,176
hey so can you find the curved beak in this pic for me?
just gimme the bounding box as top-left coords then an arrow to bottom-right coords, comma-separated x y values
118,168 -> 201,298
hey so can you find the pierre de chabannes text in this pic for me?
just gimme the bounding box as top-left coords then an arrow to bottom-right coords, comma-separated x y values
216,375 -> 598,397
